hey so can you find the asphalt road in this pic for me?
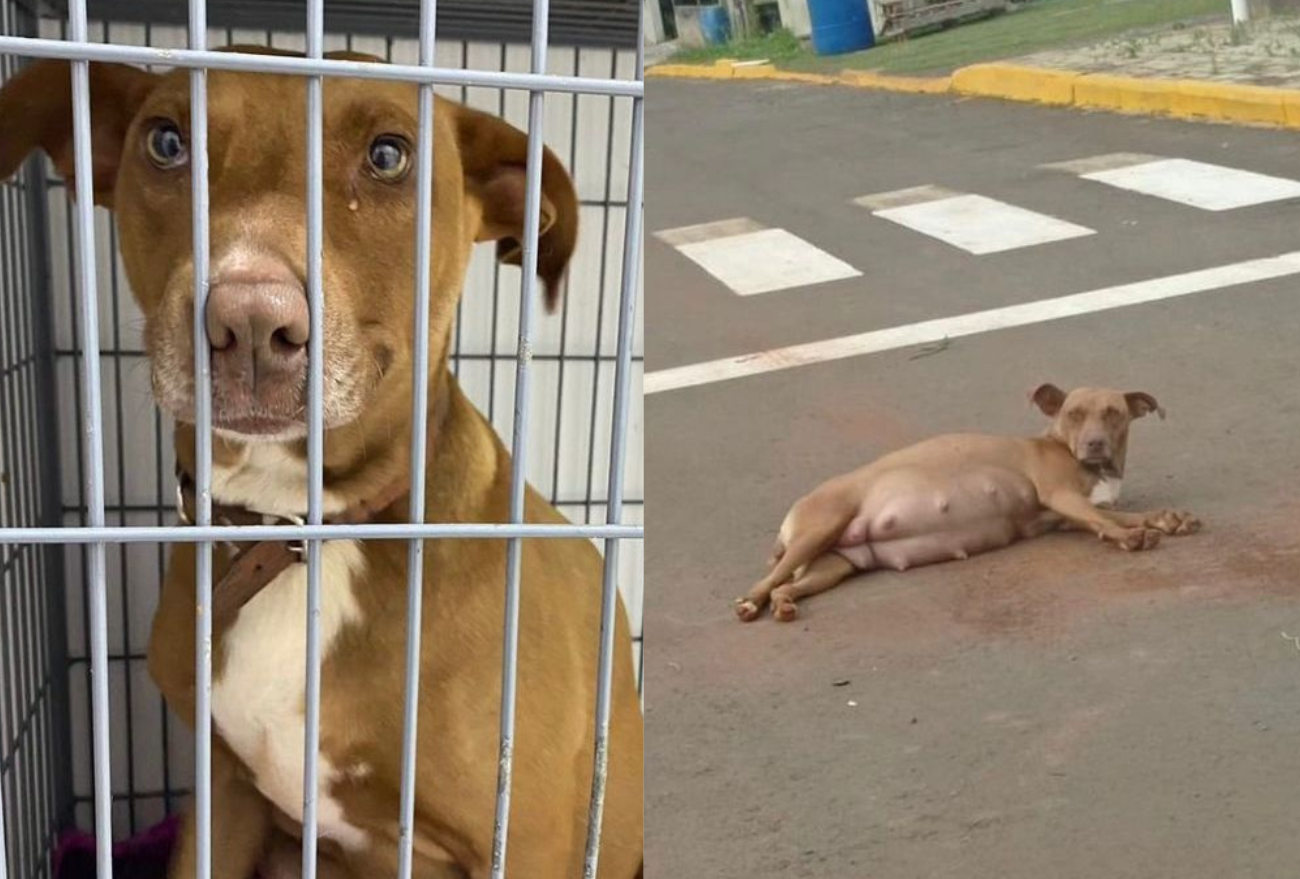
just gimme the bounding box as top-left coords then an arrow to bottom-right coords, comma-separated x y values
644,79 -> 1300,879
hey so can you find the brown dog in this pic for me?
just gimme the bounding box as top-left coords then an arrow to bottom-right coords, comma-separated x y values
0,51 -> 642,878
737,384 -> 1201,623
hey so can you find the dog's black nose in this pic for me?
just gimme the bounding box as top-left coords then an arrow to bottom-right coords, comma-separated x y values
1086,438 -> 1107,456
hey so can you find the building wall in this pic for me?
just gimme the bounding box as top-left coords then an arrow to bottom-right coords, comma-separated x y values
645,0 -> 667,43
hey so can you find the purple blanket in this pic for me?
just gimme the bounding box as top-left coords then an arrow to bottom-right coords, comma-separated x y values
53,817 -> 179,879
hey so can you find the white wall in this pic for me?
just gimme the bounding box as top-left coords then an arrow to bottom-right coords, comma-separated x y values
645,0 -> 667,43
778,0 -> 814,37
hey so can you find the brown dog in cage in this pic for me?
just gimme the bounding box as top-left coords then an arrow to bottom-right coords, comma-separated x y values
0,49 -> 643,879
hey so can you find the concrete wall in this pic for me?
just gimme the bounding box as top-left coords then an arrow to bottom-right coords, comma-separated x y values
644,0 -> 667,43
674,4 -> 707,46
777,0 -> 813,37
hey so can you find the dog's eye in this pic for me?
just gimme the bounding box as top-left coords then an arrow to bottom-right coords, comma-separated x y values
1068,409 -> 1085,422
367,135 -> 411,181
145,121 -> 188,169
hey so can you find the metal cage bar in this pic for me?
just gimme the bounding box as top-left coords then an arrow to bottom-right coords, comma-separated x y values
1,8 -> 72,874
0,522 -> 639,543
301,0 -> 327,873
582,11 -> 643,875
490,0 -> 550,872
185,1 -> 215,877
0,36 -> 641,95
64,0 -> 113,875
396,0 -> 438,875
0,728 -> 7,879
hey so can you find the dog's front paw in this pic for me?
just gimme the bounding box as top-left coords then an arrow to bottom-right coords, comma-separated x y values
1150,510 -> 1200,536
1172,511 -> 1201,535
771,597 -> 799,622
734,598 -> 762,622
1117,527 -> 1162,552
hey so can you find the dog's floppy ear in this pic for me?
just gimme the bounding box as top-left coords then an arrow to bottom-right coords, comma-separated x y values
0,60 -> 158,207
453,104 -> 578,312
1125,391 -> 1165,421
1029,383 -> 1067,417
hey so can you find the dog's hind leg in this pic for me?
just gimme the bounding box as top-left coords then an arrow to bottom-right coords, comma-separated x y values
169,743 -> 271,879
736,511 -> 850,622
766,536 -> 785,568
769,551 -> 859,622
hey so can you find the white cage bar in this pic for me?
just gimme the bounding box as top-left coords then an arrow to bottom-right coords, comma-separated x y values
0,0 -> 643,876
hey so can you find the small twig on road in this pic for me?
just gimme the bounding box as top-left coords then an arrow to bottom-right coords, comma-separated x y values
1280,631 -> 1300,652
909,336 -> 951,360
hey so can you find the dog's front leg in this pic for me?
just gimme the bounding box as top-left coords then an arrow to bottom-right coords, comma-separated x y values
1043,490 -> 1162,551
1103,508 -> 1201,536
171,742 -> 272,879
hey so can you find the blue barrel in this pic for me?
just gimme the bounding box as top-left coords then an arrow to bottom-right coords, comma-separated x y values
807,0 -> 874,55
698,5 -> 732,45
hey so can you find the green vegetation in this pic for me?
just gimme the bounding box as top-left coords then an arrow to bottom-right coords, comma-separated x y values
667,27 -> 803,64
668,0 -> 1229,75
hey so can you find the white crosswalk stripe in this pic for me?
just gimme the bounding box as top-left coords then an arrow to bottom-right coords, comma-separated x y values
1045,153 -> 1300,211
656,156 -> 1300,304
655,218 -> 861,296
855,185 -> 1095,255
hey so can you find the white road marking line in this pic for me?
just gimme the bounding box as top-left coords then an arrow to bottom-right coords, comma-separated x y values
674,227 -> 862,296
1080,158 -> 1300,211
869,193 -> 1096,255
645,250 -> 1300,395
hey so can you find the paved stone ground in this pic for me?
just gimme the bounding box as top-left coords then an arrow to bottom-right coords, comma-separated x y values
1019,14 -> 1300,87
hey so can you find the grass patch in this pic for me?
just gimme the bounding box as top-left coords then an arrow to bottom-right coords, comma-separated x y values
776,0 -> 1228,74
667,28 -> 803,64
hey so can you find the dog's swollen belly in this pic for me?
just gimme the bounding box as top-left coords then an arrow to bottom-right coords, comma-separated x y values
833,466 -> 1044,571
211,539 -> 369,852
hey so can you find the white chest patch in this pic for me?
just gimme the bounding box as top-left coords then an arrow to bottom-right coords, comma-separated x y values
212,539 -> 368,850
1089,476 -> 1123,508
209,443 -> 369,851
211,443 -> 350,519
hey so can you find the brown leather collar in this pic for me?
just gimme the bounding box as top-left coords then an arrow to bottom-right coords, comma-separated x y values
176,464 -> 410,631
175,374 -> 451,631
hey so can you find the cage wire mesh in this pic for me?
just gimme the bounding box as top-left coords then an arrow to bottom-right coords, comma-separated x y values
0,1 -> 643,876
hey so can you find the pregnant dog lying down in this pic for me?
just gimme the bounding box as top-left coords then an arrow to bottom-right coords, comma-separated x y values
737,384 -> 1200,623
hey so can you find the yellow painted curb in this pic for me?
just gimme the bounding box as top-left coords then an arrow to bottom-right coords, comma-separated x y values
648,60 -> 823,83
838,70 -> 951,94
952,63 -> 1076,106
946,62 -> 1300,129
1170,80 -> 1287,126
1074,73 -> 1176,114
646,58 -> 1300,130
647,62 -> 738,80
646,60 -> 944,91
